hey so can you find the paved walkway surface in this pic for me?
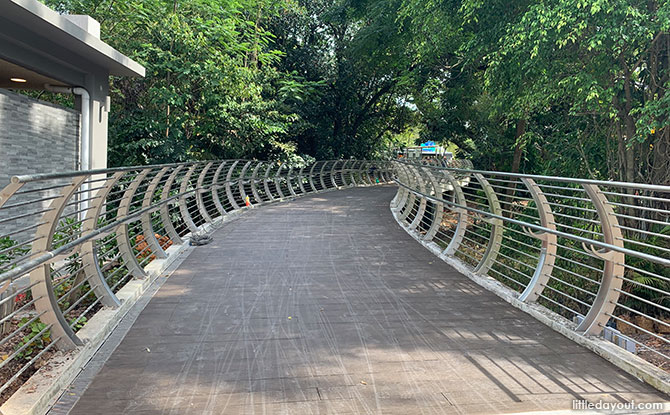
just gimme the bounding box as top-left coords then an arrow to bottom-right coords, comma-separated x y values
67,186 -> 666,414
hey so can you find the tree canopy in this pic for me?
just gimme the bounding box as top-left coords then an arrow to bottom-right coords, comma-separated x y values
39,0 -> 670,184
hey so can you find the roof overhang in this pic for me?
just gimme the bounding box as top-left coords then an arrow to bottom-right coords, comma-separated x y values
0,0 -> 144,89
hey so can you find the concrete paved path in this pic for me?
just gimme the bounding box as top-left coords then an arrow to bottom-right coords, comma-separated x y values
66,186 -> 666,414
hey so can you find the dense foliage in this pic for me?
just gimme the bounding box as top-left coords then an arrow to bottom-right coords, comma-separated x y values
40,0 -> 669,183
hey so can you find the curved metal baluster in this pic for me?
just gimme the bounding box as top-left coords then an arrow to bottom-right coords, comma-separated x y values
329,161 -> 340,188
349,161 -> 359,187
237,161 -> 253,205
307,162 -> 318,192
442,171 -> 469,256
275,164 -> 286,199
518,178 -> 557,302
196,162 -> 214,224
319,161 -> 329,190
408,167 -> 429,232
297,166 -> 307,194
422,169 -> 444,242
210,161 -> 229,217
250,162 -> 265,203
225,161 -> 241,209
576,184 -> 625,336
472,173 -> 503,275
398,165 -> 419,222
263,164 -> 276,200
29,176 -> 89,350
0,180 -> 24,209
80,171 -> 125,308
116,169 -> 152,278
141,167 -> 170,259
178,165 -> 200,234
286,166 -> 298,197
159,166 -> 184,245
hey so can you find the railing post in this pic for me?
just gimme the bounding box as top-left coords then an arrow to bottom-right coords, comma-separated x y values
140,167 -> 170,260
472,173 -> 503,275
210,161 -> 229,217
263,163 -> 276,200
391,163 -> 412,212
274,164 -> 286,199
408,167 -> 429,232
225,161 -> 241,209
307,162 -> 318,192
576,184 -> 625,335
178,165 -> 200,234
422,169 -> 444,242
339,160 -> 350,187
237,161 -> 252,204
196,162 -> 214,223
29,176 -> 88,350
330,160 -> 340,188
286,166 -> 298,197
518,178 -> 557,302
297,166 -> 307,194
349,161 -> 359,187
398,165 -> 419,222
319,161 -> 329,190
443,171 -> 468,256
80,172 -> 124,308
250,162 -> 265,203
159,166 -> 184,244
116,169 -> 152,278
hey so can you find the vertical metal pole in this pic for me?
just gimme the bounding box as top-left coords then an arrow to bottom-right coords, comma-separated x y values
210,161 -> 228,217
518,178 -> 558,302
250,162 -> 265,203
263,163 -> 276,200
422,169 -> 444,242
307,162 -> 318,192
274,164 -> 286,199
286,166 -> 298,197
237,161 -> 253,204
330,160 -> 340,188
140,167 -> 170,259
196,162 -> 214,223
576,184 -> 625,335
29,176 -> 88,350
80,172 -> 124,308
443,171 -> 468,256
116,169 -> 151,278
472,173 -> 503,275
159,166 -> 185,244
297,166 -> 307,194
225,161 -> 241,209
178,165 -> 200,234
408,167 -> 429,232
398,165 -> 418,222
319,161 -> 329,190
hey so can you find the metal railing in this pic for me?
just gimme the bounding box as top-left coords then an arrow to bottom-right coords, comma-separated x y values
0,159 -> 392,399
391,160 -> 670,368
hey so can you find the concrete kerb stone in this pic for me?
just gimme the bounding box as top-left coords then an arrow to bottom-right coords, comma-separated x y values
390,204 -> 670,396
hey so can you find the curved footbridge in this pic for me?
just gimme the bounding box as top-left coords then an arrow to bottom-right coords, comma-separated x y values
57,187 -> 666,414
0,160 -> 668,414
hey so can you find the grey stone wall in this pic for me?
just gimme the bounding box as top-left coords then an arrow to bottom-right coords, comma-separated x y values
0,89 -> 80,241
0,89 -> 80,183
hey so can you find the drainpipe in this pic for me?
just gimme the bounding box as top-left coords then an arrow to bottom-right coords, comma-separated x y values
45,84 -> 91,218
